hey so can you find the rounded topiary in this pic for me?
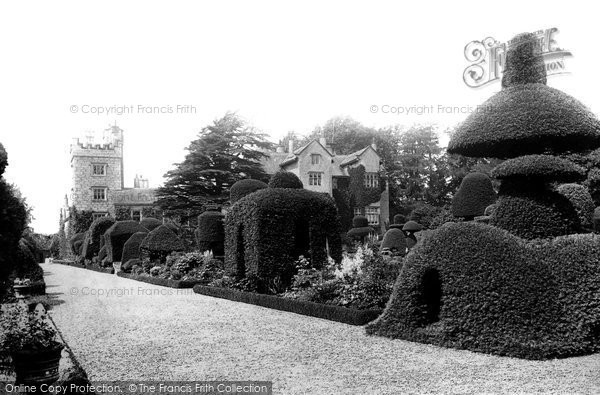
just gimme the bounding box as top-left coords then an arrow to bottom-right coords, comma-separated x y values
268,171 -> 303,189
196,209 -> 224,255
366,221 -> 600,360
556,183 -> 594,229
393,214 -> 406,225
121,231 -> 148,265
230,179 -> 268,203
451,172 -> 496,219
104,221 -> 148,263
140,217 -> 162,232
352,216 -> 369,228
82,217 -> 115,259
379,228 -> 407,255
491,155 -> 585,182
140,225 -> 184,263
491,181 -> 579,239
346,226 -> 376,242
69,232 -> 86,256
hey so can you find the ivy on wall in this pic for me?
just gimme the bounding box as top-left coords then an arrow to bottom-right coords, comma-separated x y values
68,207 -> 94,234
348,165 -> 383,208
115,206 -> 131,221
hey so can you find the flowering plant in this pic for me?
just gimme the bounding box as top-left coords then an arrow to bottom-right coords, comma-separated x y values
0,303 -> 60,352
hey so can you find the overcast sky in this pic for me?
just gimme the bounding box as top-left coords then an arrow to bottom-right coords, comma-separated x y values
1,0 -> 597,234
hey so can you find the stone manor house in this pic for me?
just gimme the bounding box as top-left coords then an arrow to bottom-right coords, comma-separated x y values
62,126 -> 389,234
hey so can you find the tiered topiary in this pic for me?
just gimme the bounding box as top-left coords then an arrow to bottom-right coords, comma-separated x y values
346,216 -> 375,242
379,228 -> 407,256
556,183 -> 595,230
82,217 -> 115,260
139,217 -> 162,232
225,188 -> 342,293
402,221 -> 422,250
268,171 -> 303,189
230,179 -> 268,203
451,172 -> 496,220
121,231 -> 149,272
103,221 -> 148,263
448,33 -> 600,239
140,225 -> 184,264
195,206 -> 224,255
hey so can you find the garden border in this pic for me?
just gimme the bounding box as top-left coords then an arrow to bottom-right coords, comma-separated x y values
193,285 -> 382,326
116,272 -> 202,288
52,260 -> 114,274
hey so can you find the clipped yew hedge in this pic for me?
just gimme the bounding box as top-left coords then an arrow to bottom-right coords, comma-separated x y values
379,228 -> 407,255
140,225 -> 184,262
120,231 -> 148,266
140,217 -> 162,232
82,217 -> 115,259
104,221 -> 147,263
451,172 -> 496,218
557,183 -> 595,229
491,155 -> 585,182
196,209 -> 224,254
225,188 -> 342,292
366,221 -> 600,359
268,171 -> 303,189
230,179 -> 268,203
69,232 -> 86,256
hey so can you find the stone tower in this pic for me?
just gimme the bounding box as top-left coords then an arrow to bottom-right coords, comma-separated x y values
69,124 -> 124,218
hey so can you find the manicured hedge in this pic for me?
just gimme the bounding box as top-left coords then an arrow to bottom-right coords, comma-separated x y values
557,183 -> 594,229
230,179 -> 268,203
117,272 -> 200,288
347,227 -> 375,242
392,214 -> 406,225
104,221 -> 148,263
120,231 -> 148,265
140,225 -> 184,262
196,209 -> 224,254
69,232 -> 86,256
491,180 -> 579,239
447,85 -> 600,158
98,245 -> 107,262
268,171 -> 303,189
501,32 -> 547,88
352,216 -> 369,228
490,155 -> 585,182
82,217 -> 115,259
451,172 -> 496,218
225,188 -> 342,293
366,221 -> 600,359
193,285 -> 382,326
139,217 -> 162,232
379,228 -> 407,255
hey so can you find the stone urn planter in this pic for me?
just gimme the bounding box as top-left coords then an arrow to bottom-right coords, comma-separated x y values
13,279 -> 33,299
12,342 -> 64,385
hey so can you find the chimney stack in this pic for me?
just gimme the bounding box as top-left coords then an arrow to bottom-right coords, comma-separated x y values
288,139 -> 294,154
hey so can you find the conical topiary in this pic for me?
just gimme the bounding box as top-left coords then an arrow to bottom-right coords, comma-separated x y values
448,33 -> 600,239
451,172 -> 496,219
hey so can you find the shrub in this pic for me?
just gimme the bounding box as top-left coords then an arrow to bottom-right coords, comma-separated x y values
379,228 -> 407,256
225,188 -> 342,293
120,231 -> 148,265
139,217 -> 162,232
140,225 -> 184,264
0,143 -> 6,176
491,180 -> 579,239
347,217 -> 376,242
104,221 -> 148,263
557,183 -> 594,229
196,209 -> 224,255
268,171 -> 303,189
447,84 -> 600,158
451,172 -> 496,218
366,221 -> 600,359
82,217 -> 115,259
352,216 -> 368,228
69,232 -> 86,256
392,214 -> 406,225
230,179 -> 268,203
408,204 -> 445,229
491,155 -> 585,182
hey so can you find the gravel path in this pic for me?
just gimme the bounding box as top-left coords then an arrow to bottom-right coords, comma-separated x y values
44,263 -> 600,394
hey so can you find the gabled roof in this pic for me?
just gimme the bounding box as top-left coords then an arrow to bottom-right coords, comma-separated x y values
340,146 -> 377,167
279,140 -> 334,168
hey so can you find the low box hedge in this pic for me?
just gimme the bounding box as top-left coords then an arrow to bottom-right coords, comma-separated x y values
116,272 -> 201,288
193,285 -> 382,326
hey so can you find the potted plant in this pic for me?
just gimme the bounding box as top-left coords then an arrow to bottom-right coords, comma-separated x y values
0,303 -> 63,385
13,278 -> 33,299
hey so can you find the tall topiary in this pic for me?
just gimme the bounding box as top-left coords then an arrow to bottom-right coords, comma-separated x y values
556,183 -> 595,229
195,207 -> 224,255
346,216 -> 375,242
230,179 -> 268,203
268,171 -> 303,189
121,231 -> 148,270
69,232 -> 86,256
451,172 -> 496,220
448,32 -> 600,239
104,221 -> 148,263
82,217 -> 115,259
140,225 -> 184,263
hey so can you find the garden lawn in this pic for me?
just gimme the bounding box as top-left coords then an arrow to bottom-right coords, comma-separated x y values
44,264 -> 600,394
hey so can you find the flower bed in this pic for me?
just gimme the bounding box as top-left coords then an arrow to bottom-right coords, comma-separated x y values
193,285 -> 381,325
116,272 -> 201,289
